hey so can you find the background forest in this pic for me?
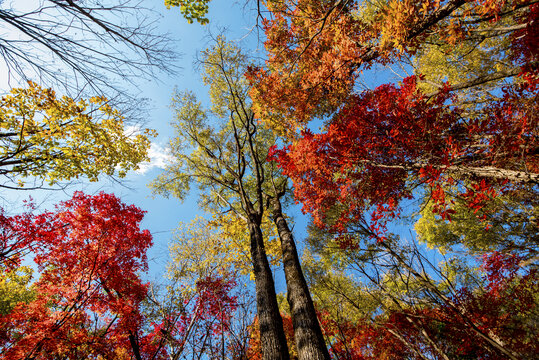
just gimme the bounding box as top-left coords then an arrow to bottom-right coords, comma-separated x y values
0,1 -> 537,359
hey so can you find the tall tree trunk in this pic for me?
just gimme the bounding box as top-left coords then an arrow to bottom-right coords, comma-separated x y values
248,218 -> 290,360
271,197 -> 330,360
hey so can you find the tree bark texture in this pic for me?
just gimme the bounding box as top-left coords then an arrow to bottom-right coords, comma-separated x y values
271,197 -> 331,360
249,220 -> 291,360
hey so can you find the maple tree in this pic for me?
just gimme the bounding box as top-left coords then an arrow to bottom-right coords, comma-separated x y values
250,0 -> 538,236
0,192 -> 159,359
269,75 -> 537,235
0,82 -> 155,189
250,0 -> 538,130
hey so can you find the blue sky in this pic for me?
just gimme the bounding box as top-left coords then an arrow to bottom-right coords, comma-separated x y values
0,0 -> 300,288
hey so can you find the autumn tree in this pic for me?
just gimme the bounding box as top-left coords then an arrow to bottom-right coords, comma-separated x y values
0,83 -> 155,189
250,0 -> 538,236
152,38 -> 329,360
301,217 -> 538,360
0,192 -> 161,359
151,38 -> 290,360
251,0 -> 538,130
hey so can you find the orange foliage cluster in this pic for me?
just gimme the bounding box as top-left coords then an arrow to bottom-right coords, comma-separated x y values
254,0 -> 538,236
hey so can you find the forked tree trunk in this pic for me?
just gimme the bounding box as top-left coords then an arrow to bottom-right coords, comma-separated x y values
248,218 -> 290,360
271,197 -> 330,360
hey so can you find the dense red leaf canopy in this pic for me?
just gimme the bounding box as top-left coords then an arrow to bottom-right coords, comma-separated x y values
0,192 -> 154,359
270,75 -> 537,235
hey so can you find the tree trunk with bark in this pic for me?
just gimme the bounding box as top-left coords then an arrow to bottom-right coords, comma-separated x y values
248,216 -> 290,360
271,197 -> 330,360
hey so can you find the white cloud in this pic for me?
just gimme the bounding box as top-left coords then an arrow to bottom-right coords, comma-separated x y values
136,142 -> 174,175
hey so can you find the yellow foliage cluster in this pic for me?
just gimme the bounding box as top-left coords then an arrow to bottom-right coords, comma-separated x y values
168,212 -> 282,292
0,266 -> 34,315
210,211 -> 283,277
0,82 -> 156,186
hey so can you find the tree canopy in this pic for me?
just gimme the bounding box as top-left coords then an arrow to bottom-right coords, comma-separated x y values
245,1 -> 538,359
0,1 -> 537,359
0,83 -> 155,189
0,192 -> 155,359
250,0 -> 538,237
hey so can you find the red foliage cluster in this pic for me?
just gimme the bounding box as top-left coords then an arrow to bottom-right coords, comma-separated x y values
195,275 -> 238,334
270,74 -> 536,237
423,252 -> 538,358
268,76 -> 443,234
0,192 -> 155,359
318,310 -> 409,359
512,3 -> 539,83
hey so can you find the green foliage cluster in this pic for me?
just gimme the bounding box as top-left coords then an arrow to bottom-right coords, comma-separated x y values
415,190 -> 539,257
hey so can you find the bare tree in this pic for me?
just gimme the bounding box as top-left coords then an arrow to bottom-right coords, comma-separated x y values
0,0 -> 176,98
